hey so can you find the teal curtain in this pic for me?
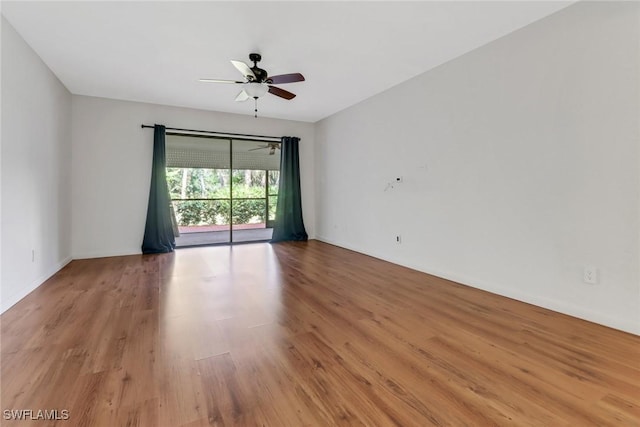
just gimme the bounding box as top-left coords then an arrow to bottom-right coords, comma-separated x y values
142,125 -> 176,254
271,136 -> 308,243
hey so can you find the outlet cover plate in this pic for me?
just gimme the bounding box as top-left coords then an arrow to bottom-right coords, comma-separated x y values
583,266 -> 598,284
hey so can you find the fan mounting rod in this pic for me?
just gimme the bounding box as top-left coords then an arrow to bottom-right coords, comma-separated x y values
249,53 -> 262,64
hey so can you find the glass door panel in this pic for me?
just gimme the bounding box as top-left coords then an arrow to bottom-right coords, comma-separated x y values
231,140 -> 279,243
166,134 -> 231,247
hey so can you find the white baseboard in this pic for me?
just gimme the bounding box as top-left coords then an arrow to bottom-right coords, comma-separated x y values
72,248 -> 142,260
1,256 -> 73,314
314,236 -> 640,336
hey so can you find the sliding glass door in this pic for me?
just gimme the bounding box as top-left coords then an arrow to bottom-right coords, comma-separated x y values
231,140 -> 280,243
165,134 -> 280,247
165,135 -> 232,246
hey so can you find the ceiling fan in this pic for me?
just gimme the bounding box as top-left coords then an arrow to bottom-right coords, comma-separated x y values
200,53 -> 305,117
249,142 -> 280,156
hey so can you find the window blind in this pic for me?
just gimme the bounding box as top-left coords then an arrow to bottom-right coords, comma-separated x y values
166,135 -> 280,171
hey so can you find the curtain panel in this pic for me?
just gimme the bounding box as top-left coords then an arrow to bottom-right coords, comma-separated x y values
142,125 -> 176,254
271,136 -> 308,243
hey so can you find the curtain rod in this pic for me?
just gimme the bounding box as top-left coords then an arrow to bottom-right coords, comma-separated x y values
140,124 -> 282,142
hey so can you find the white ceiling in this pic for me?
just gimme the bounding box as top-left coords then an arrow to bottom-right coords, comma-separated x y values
2,1 -> 572,123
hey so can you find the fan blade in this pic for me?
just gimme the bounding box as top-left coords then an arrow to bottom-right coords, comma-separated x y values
268,73 -> 305,84
268,86 -> 296,100
199,78 -> 244,84
235,90 -> 250,102
248,147 -> 266,151
231,60 -> 256,80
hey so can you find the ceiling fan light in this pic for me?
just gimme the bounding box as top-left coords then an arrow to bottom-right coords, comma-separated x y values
244,82 -> 269,98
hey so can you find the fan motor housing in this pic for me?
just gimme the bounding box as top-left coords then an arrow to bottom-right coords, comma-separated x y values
251,67 -> 268,82
249,53 -> 268,82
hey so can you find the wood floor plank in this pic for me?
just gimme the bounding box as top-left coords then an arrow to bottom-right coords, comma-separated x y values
1,241 -> 638,426
230,332 -> 330,427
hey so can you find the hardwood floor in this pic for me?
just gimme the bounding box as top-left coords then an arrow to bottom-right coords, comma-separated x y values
1,241 -> 639,426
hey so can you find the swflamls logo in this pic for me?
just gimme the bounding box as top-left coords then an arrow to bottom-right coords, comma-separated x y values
3,409 -> 70,420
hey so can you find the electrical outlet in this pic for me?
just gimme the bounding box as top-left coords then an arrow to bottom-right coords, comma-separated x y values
583,266 -> 598,284
395,235 -> 402,244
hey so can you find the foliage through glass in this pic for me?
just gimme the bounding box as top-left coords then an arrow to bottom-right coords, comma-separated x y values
166,167 -> 279,228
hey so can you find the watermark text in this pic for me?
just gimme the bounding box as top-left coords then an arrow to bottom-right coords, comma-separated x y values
3,409 -> 69,421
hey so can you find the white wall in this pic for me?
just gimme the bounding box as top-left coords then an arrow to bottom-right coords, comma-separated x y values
315,2 -> 640,334
71,96 -> 315,259
1,17 -> 72,312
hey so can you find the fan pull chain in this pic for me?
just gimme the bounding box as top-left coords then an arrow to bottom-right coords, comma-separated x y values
254,97 -> 258,118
